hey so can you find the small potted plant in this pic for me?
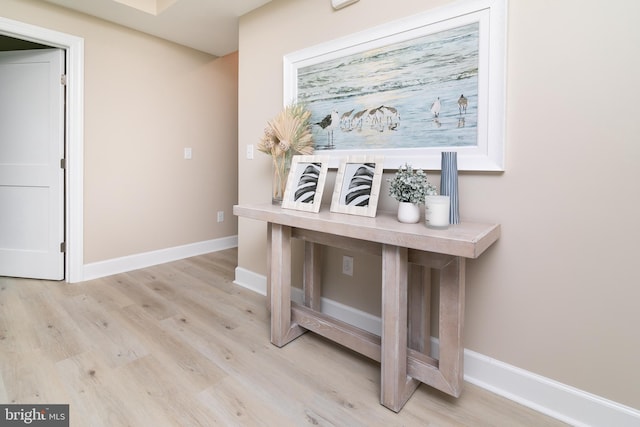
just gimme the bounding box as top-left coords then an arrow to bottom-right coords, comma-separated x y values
388,163 -> 437,223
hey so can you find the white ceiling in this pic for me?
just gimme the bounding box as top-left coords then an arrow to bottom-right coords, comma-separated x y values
42,0 -> 273,56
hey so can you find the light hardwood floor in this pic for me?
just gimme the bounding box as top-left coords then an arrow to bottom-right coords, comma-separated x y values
0,249 -> 567,426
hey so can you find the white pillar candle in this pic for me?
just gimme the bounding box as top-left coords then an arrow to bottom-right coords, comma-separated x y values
425,195 -> 450,229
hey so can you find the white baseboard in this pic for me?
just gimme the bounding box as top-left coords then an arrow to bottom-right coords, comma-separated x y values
462,349 -> 640,427
233,266 -> 268,296
82,236 -> 238,281
233,267 -> 640,427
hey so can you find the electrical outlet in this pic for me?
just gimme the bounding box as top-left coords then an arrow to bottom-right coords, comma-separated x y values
246,144 -> 254,159
217,211 -> 224,222
184,147 -> 192,159
342,255 -> 353,276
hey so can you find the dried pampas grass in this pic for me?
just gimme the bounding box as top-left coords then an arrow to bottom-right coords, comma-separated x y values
258,104 -> 313,158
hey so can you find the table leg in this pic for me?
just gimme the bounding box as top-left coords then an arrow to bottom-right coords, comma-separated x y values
437,256 -> 466,397
270,223 -> 306,347
266,222 -> 271,312
304,241 -> 322,311
408,264 -> 431,355
381,244 -> 420,412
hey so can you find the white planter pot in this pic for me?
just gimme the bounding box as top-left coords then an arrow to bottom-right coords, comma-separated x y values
397,202 -> 420,223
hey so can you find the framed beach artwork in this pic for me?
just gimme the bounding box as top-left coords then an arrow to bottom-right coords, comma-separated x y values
330,156 -> 384,217
282,155 -> 329,213
283,0 -> 507,171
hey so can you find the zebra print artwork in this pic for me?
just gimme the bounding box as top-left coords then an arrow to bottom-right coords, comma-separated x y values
330,156 -> 383,217
293,163 -> 322,203
282,155 -> 329,213
342,163 -> 375,207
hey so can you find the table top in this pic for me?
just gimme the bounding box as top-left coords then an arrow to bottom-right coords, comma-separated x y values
234,203 -> 500,259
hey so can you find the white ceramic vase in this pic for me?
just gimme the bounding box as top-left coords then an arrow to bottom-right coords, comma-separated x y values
397,202 -> 420,223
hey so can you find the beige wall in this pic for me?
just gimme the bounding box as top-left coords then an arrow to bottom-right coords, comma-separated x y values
2,0 -> 238,263
239,0 -> 640,410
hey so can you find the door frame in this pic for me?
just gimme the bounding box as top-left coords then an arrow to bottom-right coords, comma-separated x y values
0,17 -> 84,282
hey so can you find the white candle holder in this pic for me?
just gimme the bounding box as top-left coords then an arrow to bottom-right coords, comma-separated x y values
425,195 -> 450,229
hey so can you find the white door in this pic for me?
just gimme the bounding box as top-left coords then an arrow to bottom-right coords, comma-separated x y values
0,49 -> 65,280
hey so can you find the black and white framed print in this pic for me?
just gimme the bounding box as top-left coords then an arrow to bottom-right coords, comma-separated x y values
282,155 -> 329,213
330,156 -> 383,217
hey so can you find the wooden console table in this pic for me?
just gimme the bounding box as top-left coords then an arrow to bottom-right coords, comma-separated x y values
233,203 -> 500,412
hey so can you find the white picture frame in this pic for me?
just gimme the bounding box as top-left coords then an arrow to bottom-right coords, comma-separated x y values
282,155 -> 329,213
283,0 -> 507,171
330,156 -> 384,217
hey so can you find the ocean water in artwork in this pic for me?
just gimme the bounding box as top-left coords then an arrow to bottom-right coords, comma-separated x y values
298,22 -> 479,151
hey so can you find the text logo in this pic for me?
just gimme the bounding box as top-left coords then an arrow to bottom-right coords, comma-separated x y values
1,405 -> 68,426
